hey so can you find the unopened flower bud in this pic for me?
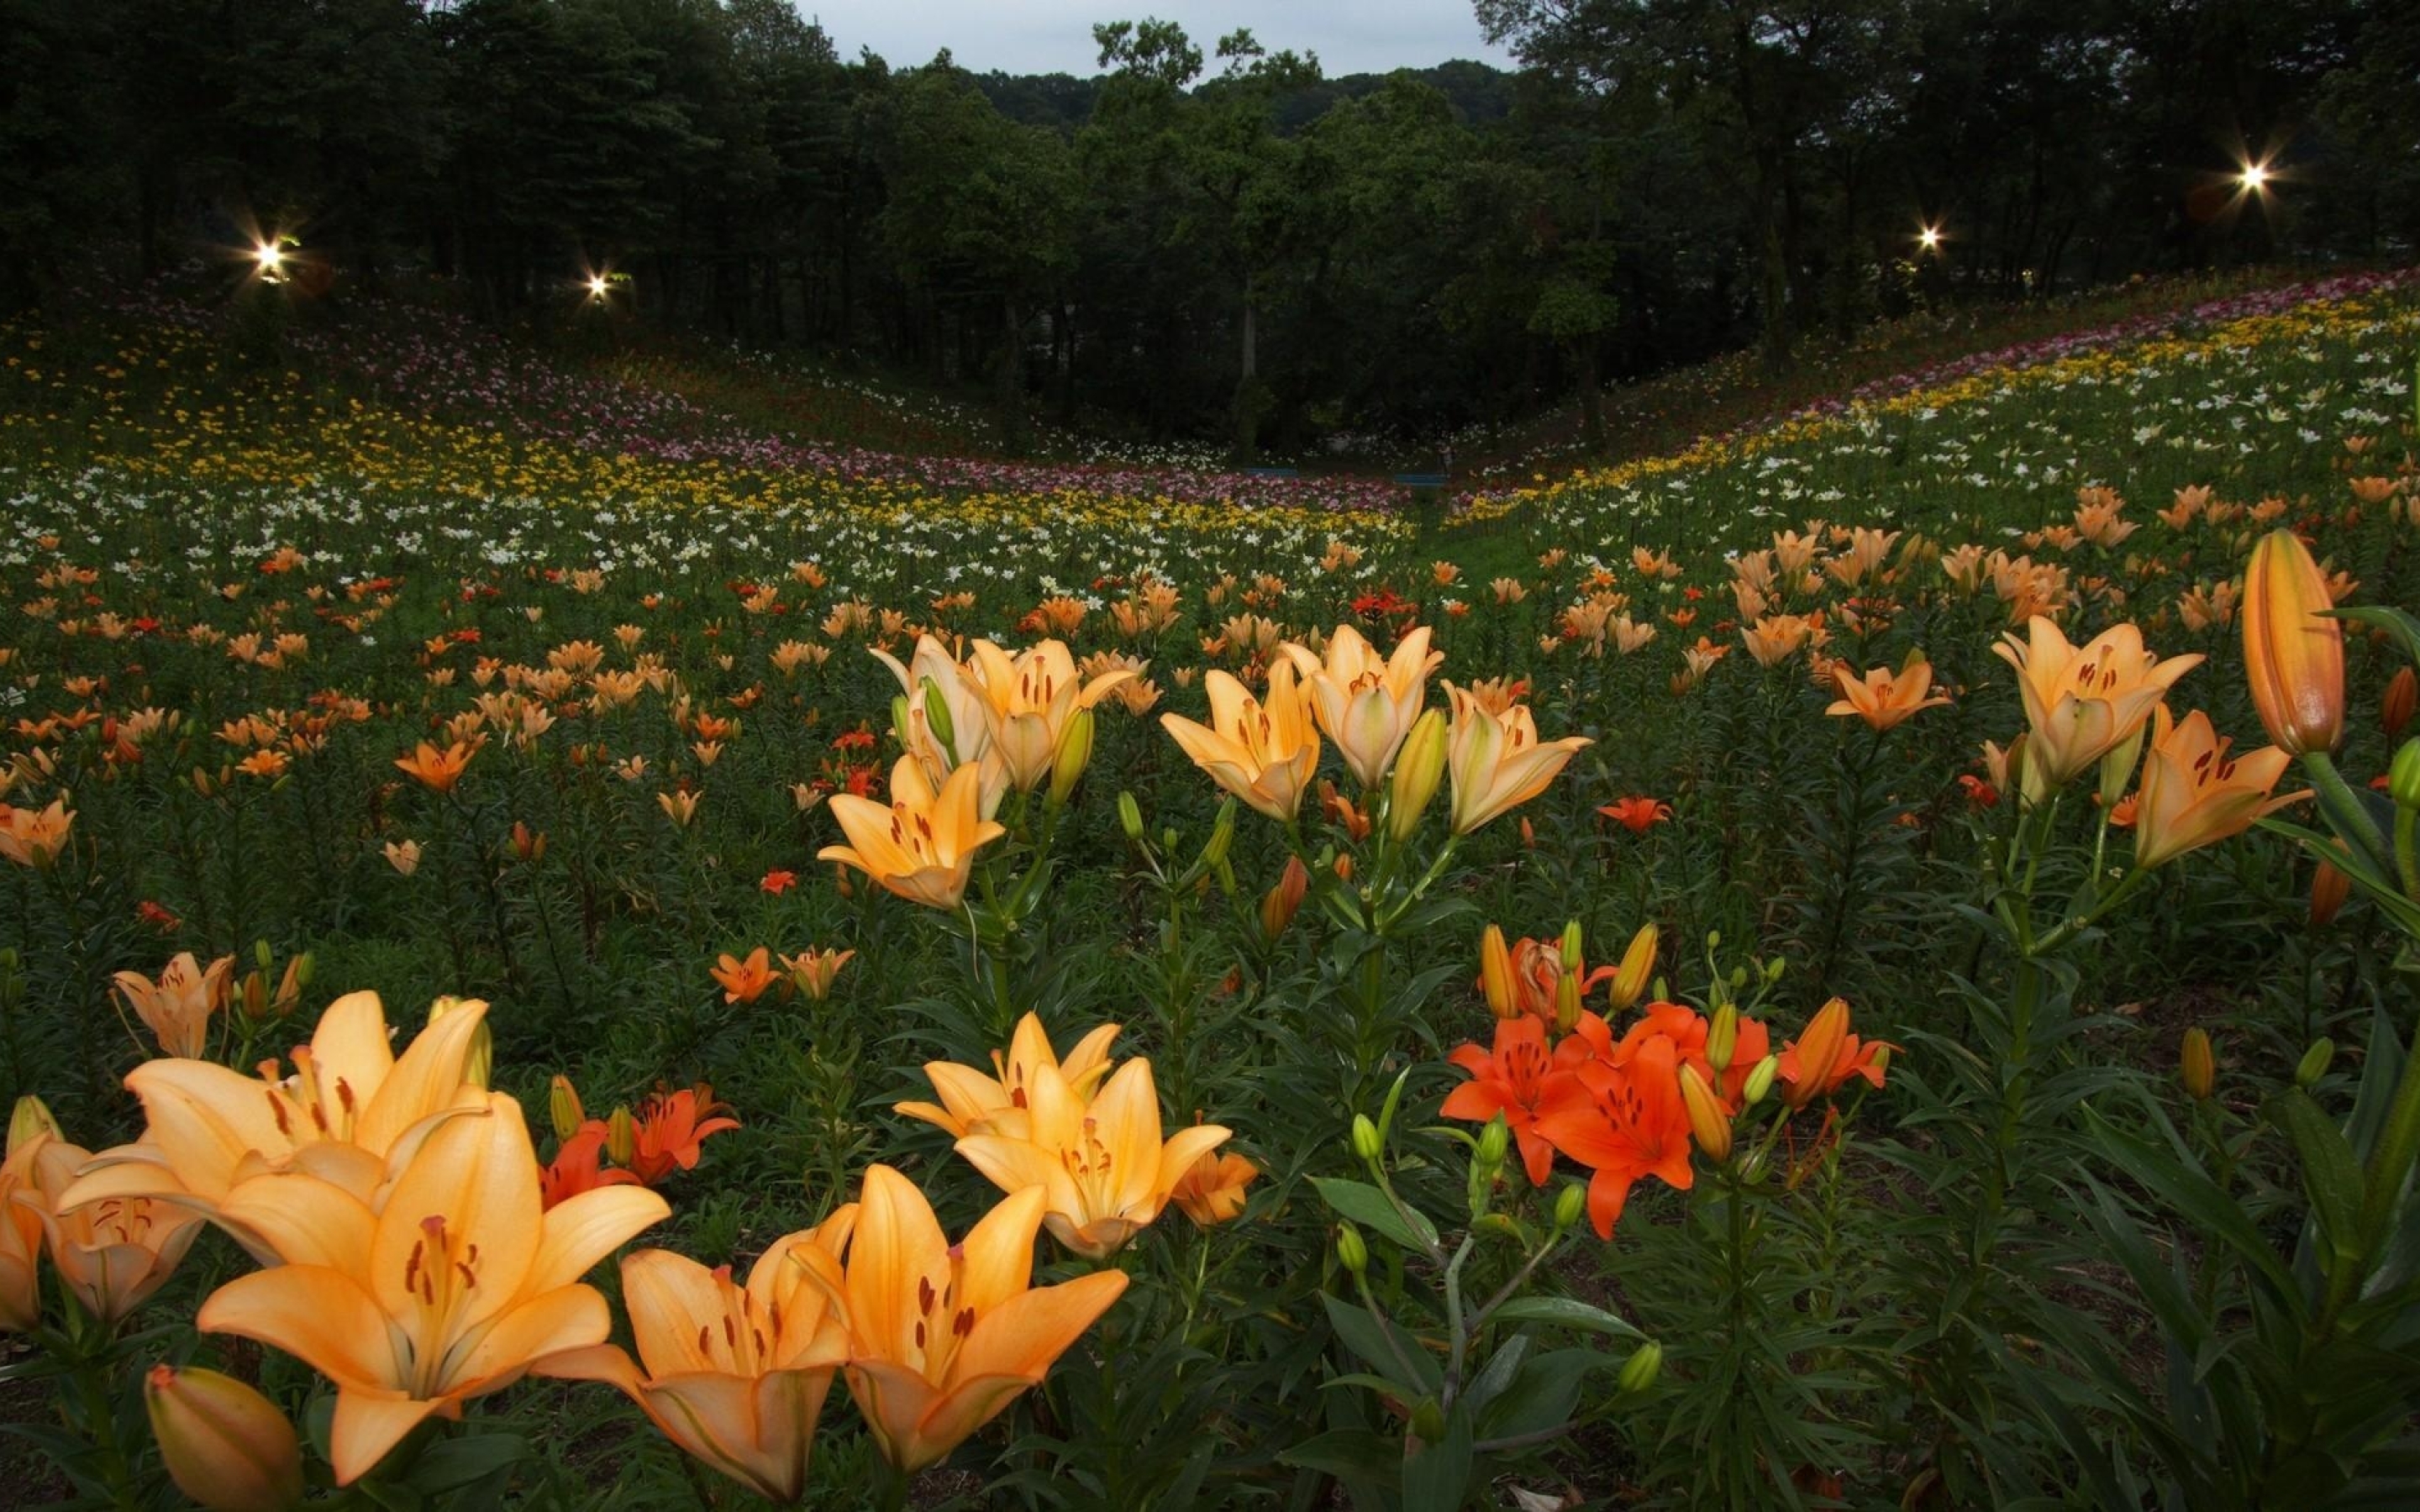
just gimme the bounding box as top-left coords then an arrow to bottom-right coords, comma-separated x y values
1706,1004 -> 1739,1074
1554,967 -> 1580,1035
1553,1181 -> 1586,1232
918,676 -> 956,758
1332,853 -> 1353,884
2308,859 -> 2350,928
2383,666 -> 2418,739
145,1366 -> 303,1512
1201,801 -> 1236,869
1336,1221 -> 1368,1275
1678,1063 -> 1733,1162
2296,1037 -> 2336,1089
1480,924 -> 1515,1019
2391,738 -> 2420,809
1047,708 -> 1095,807
1260,856 -> 1309,942
1387,709 -> 1449,842
549,1075 -> 586,1143
1118,790 -> 1145,843
889,693 -> 913,749
1476,1116 -> 1510,1173
1607,922 -> 1656,1013
606,1105 -> 637,1167
512,821 -> 546,864
2180,1027 -> 2215,1101
1350,1114 -> 1382,1165
1617,1341 -> 1663,1394
1742,1053 -> 1780,1107
8,1095 -> 60,1152
1560,920 -> 1584,973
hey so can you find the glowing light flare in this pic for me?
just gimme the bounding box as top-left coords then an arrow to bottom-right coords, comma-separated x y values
254,243 -> 287,281
587,274 -> 611,300
2238,159 -> 2273,194
1917,224 -> 1942,251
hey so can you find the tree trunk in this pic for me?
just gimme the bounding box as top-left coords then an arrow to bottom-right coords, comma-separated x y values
1232,290 -> 1261,465
998,294 -> 1027,454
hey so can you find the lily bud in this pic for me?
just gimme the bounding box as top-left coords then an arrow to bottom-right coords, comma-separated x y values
918,676 -> 957,759
1784,999 -> 1851,1110
1617,1341 -> 1663,1394
1117,790 -> 1146,843
1387,708 -> 1449,842
1553,1181 -> 1586,1232
2296,1037 -> 2336,1089
1480,925 -> 1515,1019
1742,1053 -> 1780,1107
1201,800 -> 1237,869
2392,738 -> 2420,810
1047,707 -> 1095,807
8,1095 -> 59,1152
145,1366 -> 303,1512
1260,856 -> 1309,942
549,1075 -> 586,1143
1476,1116 -> 1510,1173
1560,919 -> 1584,974
2241,529 -> 2344,755
2384,666 -> 2417,739
889,693 -> 913,751
606,1105 -> 637,1167
2309,859 -> 2350,927
1607,923 -> 1657,1013
1706,1004 -> 1739,1075
1678,1063 -> 1733,1163
2180,1027 -> 2215,1101
1336,1221 -> 1369,1275
1332,853 -> 1353,884
1350,1114 -> 1382,1165
511,821 -> 546,864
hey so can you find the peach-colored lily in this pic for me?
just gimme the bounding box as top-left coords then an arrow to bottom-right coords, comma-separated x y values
113,953 -> 235,1059
1279,624 -> 1443,789
1170,1149 -> 1258,1226
20,1134 -> 203,1328
2130,706 -> 2306,870
1159,662 -> 1323,823
1991,617 -> 2202,788
0,797 -> 74,868
1826,655 -> 1951,732
953,1058 -> 1229,1259
818,756 -> 1007,911
197,1094 -> 668,1484
789,1167 -> 1127,1475
0,1099 -> 51,1331
60,991 -> 492,1262
896,1011 -> 1122,1138
2241,529 -> 2344,755
965,639 -> 1136,791
1442,682 -> 1592,835
539,1209 -> 858,1503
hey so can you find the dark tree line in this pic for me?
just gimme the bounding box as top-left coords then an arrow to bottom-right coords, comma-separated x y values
2,0 -> 2413,455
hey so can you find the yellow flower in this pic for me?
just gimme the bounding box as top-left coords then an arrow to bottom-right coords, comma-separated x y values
112,953 -> 235,1059
818,756 -> 1007,910
1158,661 -> 1322,823
1279,623 -> 1443,789
539,1211 -> 856,1504
786,1167 -> 1127,1475
1991,617 -> 2202,788
1825,654 -> 1951,732
1442,681 -> 1591,835
2240,529 -> 2344,755
953,1058 -> 1230,1258
2130,706 -> 2306,870
60,992 -> 492,1261
195,1094 -> 668,1484
896,1011 -> 1121,1138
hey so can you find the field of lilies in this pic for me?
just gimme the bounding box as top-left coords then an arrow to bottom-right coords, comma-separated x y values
3,268 -> 2420,1510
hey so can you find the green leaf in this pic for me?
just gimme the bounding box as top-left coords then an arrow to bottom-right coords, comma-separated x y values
1322,1294 -> 1441,1393
1313,1176 -> 1439,1254
2265,1089 -> 2369,1264
1479,1347 -> 1602,1441
1489,1295 -> 1644,1340
1277,1428 -> 1402,1487
2331,605 -> 2420,668
2080,1106 -> 2303,1308
1460,1335 -> 1530,1420
1402,1403 -> 1474,1512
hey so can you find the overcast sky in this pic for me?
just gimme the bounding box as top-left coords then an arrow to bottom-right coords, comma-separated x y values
799,2 -> 1516,77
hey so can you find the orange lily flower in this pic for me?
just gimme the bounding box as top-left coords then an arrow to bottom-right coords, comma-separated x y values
1278,623 -> 1444,789
896,1011 -> 1121,1138
964,638 -> 1137,791
60,992 -> 492,1262
626,1084 -> 740,1186
0,797 -> 74,868
789,1167 -> 1127,1475
1534,1032 -> 1696,1239
1442,1015 -> 1602,1186
781,947 -> 855,1002
539,1210 -> 858,1503
2130,706 -> 2305,870
1991,617 -> 2202,788
392,738 -> 481,794
2241,529 -> 2344,755
953,1058 -> 1230,1258
112,952 -> 234,1058
1442,681 -> 1592,835
197,1094 -> 670,1484
1170,1149 -> 1259,1226
1159,661 -> 1323,823
1826,654 -> 1951,732
1597,796 -> 1670,833
1777,999 -> 1891,1106
818,756 -> 1007,910
0,1099 -> 52,1330
539,1123 -> 640,1210
710,948 -> 779,1005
